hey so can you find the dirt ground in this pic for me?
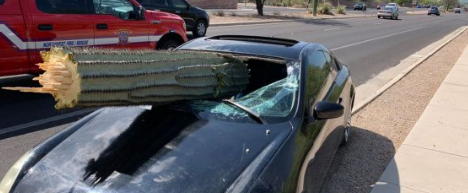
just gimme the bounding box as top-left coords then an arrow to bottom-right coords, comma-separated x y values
320,31 -> 468,193
209,11 -> 371,25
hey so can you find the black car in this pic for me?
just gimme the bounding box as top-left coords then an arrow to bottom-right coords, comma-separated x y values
0,36 -> 355,193
428,6 -> 440,16
354,2 -> 366,10
137,0 -> 210,37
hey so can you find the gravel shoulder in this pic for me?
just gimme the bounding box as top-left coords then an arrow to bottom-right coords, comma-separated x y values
320,30 -> 468,193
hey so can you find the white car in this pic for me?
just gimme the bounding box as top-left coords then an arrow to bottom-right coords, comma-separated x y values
378,7 -> 399,20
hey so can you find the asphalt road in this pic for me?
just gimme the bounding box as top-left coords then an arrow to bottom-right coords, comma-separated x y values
1,12 -> 468,187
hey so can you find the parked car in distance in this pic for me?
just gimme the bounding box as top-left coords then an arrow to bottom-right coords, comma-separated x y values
354,2 -> 366,10
377,3 -> 386,10
416,4 -> 422,8
0,0 -> 188,77
0,35 -> 355,193
137,0 -> 209,37
455,7 -> 461,13
428,6 -> 441,16
378,7 -> 399,19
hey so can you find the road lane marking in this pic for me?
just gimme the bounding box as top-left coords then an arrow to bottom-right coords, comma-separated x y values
324,27 -> 340,31
330,26 -> 423,51
0,109 -> 93,136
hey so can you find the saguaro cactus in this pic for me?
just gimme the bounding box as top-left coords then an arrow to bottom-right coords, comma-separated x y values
4,48 -> 250,109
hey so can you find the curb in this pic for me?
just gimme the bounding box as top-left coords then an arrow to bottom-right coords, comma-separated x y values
351,26 -> 468,115
210,15 -> 372,27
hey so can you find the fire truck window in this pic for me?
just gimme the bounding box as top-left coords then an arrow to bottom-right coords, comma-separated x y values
36,0 -> 92,14
93,0 -> 135,20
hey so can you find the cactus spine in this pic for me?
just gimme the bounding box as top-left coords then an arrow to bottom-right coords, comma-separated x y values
3,48 -> 250,109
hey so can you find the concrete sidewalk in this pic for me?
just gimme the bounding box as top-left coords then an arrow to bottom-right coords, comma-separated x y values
371,44 -> 468,192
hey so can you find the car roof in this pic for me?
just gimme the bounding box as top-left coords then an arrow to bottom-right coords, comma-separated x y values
178,35 -> 311,60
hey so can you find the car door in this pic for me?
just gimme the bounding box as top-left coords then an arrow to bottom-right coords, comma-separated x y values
28,0 -> 95,66
0,0 -> 31,76
91,0 -> 150,49
300,49 -> 349,193
163,0 -> 193,29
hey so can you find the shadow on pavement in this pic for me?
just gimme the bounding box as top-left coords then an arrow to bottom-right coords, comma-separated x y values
320,126 -> 399,193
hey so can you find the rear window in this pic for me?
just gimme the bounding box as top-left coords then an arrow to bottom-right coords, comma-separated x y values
36,0 -> 93,14
0,0 -> 4,5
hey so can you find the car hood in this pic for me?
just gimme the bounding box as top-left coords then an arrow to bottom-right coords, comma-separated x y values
13,106 -> 291,193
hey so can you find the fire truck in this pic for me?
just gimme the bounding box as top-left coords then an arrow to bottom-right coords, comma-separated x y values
0,0 -> 188,76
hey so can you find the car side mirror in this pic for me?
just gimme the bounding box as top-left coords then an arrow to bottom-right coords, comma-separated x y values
313,101 -> 344,119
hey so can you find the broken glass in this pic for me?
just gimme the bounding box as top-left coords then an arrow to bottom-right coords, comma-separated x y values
188,61 -> 300,121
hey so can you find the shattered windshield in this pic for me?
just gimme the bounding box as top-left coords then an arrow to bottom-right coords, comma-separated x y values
188,61 -> 300,122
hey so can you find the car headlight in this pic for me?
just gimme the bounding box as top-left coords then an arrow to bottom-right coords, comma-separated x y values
0,152 -> 32,193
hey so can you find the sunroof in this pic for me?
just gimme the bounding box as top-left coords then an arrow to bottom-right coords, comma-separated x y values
208,35 -> 299,47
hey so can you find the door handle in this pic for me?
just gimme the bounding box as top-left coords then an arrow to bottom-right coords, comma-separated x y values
96,23 -> 108,30
38,24 -> 53,31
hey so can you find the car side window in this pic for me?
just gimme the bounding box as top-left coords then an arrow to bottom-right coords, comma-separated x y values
305,51 -> 330,101
93,0 -> 135,20
170,0 -> 187,9
140,0 -> 169,8
0,0 -> 4,5
321,51 -> 340,71
36,0 -> 93,14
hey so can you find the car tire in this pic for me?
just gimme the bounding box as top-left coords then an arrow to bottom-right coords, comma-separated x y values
378,15 -> 381,18
158,39 -> 179,50
193,20 -> 207,38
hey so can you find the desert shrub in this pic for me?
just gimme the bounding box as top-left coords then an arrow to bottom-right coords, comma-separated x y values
337,5 -> 346,14
319,3 -> 334,15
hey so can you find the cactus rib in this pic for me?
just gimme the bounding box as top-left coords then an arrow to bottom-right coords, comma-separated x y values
3,48 -> 250,109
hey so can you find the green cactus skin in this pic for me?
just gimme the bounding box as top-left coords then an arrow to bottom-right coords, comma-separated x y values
4,48 -> 250,109
72,48 -> 249,107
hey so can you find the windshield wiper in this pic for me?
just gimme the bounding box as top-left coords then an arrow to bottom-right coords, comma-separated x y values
222,99 -> 266,124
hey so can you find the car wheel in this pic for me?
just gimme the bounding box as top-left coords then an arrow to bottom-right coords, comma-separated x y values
193,20 -> 207,38
158,39 -> 179,50
378,15 -> 381,18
